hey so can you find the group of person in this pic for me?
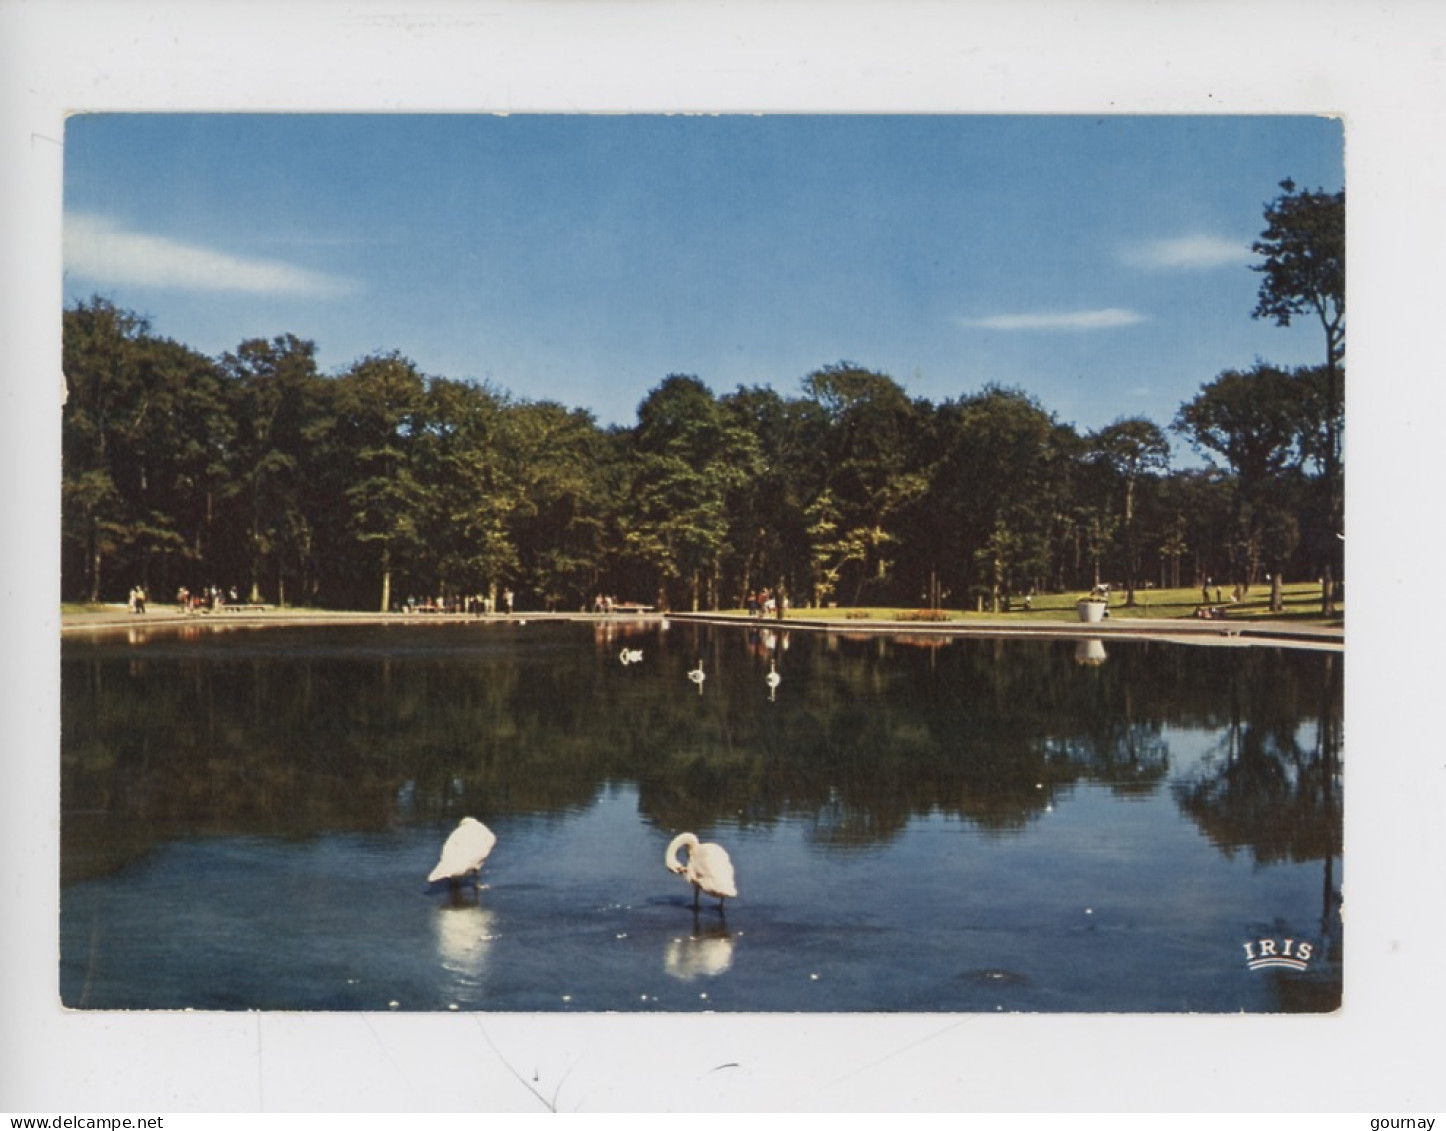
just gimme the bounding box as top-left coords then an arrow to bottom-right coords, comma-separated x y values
404,589 -> 515,616
127,585 -> 147,614
174,585 -> 239,613
745,588 -> 786,619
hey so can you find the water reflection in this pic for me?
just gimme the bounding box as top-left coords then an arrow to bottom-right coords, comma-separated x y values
61,624 -> 1342,875
1172,654 -> 1341,866
663,918 -> 735,981
433,892 -> 498,984
1074,638 -> 1107,666
60,621 -> 1342,1013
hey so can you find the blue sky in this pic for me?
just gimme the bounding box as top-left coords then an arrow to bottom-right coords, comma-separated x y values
63,113 -> 1342,450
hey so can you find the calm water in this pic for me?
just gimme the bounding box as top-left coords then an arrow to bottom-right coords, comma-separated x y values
60,619 -> 1342,1013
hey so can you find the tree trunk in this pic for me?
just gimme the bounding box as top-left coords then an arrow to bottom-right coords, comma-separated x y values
1124,479 -> 1137,606
86,513 -> 102,603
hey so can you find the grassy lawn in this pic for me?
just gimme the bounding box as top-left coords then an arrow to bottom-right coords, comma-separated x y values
733,582 -> 1342,626
62,602 -> 121,614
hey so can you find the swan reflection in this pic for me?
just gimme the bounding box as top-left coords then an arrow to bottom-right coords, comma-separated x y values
664,919 -> 735,981
433,893 -> 499,979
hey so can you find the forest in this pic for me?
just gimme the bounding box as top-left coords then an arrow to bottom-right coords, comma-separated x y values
60,182 -> 1344,617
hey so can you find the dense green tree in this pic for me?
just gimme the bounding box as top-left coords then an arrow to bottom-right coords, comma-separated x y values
1174,362 -> 1323,592
412,376 -> 520,605
61,260 -> 1343,620
62,299 -> 232,603
1088,417 -> 1171,605
220,334 -> 326,605
925,386 -> 1076,610
801,363 -> 927,605
333,352 -> 428,611
1253,178 -> 1345,611
623,375 -> 762,610
506,399 -> 615,611
718,385 -> 822,608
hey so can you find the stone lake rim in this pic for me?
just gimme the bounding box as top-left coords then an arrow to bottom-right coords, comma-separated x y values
61,605 -> 1343,652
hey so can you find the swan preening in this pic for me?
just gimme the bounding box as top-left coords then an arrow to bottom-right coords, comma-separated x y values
619,647 -> 643,665
687,661 -> 706,692
666,832 -> 738,910
428,817 -> 497,886
428,820 -> 739,922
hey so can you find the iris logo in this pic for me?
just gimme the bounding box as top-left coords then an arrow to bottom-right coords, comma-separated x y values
1242,937 -> 1314,972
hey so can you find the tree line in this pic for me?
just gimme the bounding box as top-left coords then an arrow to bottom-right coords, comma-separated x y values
61,181 -> 1343,615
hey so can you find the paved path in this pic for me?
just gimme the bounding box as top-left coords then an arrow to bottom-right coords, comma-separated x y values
667,611 -> 1342,650
62,604 -> 1342,650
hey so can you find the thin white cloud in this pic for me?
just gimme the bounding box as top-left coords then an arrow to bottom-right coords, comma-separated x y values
958,308 -> 1148,331
1123,234 -> 1246,270
64,213 -> 356,298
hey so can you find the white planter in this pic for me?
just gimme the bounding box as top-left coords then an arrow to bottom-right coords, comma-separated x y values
1076,600 -> 1107,624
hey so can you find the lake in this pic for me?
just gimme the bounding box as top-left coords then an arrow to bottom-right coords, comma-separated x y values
60,617 -> 1342,1013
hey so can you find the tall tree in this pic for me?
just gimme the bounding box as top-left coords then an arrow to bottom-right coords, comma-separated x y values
220,334 -> 324,604
1088,417 -> 1171,606
926,385 -> 1074,610
334,352 -> 427,612
801,363 -> 926,605
412,376 -> 520,606
62,299 -> 231,603
506,399 -> 614,611
719,385 -> 822,608
62,299 -> 151,602
1174,363 -> 1318,592
1253,178 -> 1345,612
624,375 -> 760,610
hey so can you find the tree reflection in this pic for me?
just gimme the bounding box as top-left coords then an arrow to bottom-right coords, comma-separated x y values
1172,653 -> 1342,866
62,624 -> 1342,882
1171,652 -> 1342,1009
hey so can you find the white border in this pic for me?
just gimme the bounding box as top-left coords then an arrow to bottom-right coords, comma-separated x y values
4,0 -> 1443,1113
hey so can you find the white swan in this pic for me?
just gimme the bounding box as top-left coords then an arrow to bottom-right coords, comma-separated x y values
428,817 -> 497,886
619,647 -> 643,665
687,660 -> 706,692
766,660 -> 781,699
665,832 -> 737,909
